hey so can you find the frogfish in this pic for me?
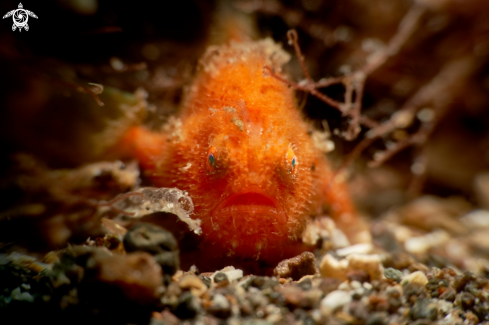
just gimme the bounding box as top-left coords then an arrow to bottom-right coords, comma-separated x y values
119,34 -> 369,265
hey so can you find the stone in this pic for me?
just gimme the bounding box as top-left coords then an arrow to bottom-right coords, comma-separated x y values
404,230 -> 450,254
410,298 -> 438,321
319,254 -> 348,280
123,222 -> 180,275
346,254 -> 384,281
211,266 -> 243,283
401,271 -> 428,287
10,287 -> 34,303
173,291 -> 200,319
207,293 -> 231,319
179,274 -> 207,297
274,251 -> 318,280
384,268 -> 404,283
365,311 -> 389,325
91,250 -> 163,304
460,209 -> 489,229
213,272 -> 228,283
320,290 -> 352,316
336,243 -> 373,257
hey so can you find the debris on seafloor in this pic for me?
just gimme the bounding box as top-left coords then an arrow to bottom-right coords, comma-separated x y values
101,187 -> 202,235
123,222 -> 181,276
302,216 -> 351,251
274,251 -> 318,281
376,195 -> 489,275
3,233 -> 489,325
319,253 -> 384,282
0,155 -> 142,247
5,154 -> 140,204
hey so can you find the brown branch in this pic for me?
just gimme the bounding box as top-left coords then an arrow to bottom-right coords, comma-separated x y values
263,66 -> 379,129
361,3 -> 426,75
263,65 -> 342,110
313,77 -> 345,88
252,2 -> 427,142
345,72 -> 367,140
342,4 -> 426,139
287,30 -> 313,85
367,127 -> 427,168
330,55 -> 476,190
250,1 -> 476,194
268,20 -> 411,139
365,56 -> 476,167
366,57 -> 476,140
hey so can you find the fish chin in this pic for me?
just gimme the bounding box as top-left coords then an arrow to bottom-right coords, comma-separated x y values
212,188 -> 288,225
205,188 -> 291,258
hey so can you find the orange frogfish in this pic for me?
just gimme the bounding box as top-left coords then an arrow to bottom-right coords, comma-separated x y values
120,38 -> 369,263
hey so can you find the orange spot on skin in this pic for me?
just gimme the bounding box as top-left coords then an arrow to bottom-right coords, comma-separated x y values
120,39 -> 368,262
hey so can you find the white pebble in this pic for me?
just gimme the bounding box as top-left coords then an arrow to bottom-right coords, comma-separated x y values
346,254 -> 384,280
320,290 -> 352,316
404,230 -> 450,254
363,282 -> 373,290
224,269 -> 244,282
211,294 -> 230,309
338,281 -> 351,291
351,281 -> 362,290
460,210 -> 489,229
336,243 -> 373,256
401,271 -> 428,286
319,254 -> 349,280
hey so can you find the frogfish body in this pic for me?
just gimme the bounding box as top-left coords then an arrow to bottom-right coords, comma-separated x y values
122,38 -> 367,262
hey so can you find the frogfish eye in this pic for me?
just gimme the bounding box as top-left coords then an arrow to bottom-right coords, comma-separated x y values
286,147 -> 298,175
207,146 -> 217,171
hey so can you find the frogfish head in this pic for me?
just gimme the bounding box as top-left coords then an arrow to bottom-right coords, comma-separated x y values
174,100 -> 319,260
171,38 -> 320,260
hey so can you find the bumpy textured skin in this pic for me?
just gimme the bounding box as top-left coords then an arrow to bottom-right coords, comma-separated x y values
122,39 -> 365,261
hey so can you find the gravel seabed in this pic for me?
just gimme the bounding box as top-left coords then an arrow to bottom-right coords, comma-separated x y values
1,215 -> 489,325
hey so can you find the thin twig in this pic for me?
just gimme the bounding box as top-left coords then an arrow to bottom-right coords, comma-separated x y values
287,30 -> 313,85
345,72 -> 366,140
313,77 -> 345,88
368,128 -> 427,168
362,3 -> 426,75
330,55 -> 476,192
366,57 -> 475,140
365,56 -> 476,167
266,26 -> 390,137
264,66 -> 341,109
259,2 -> 427,142
253,1 -> 476,195
264,66 -> 378,128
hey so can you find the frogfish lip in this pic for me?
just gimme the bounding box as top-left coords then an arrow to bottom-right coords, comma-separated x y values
211,186 -> 288,225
